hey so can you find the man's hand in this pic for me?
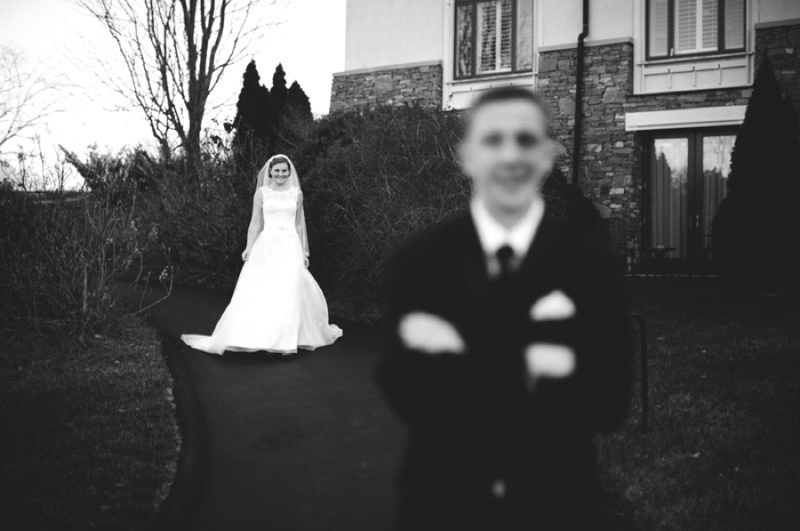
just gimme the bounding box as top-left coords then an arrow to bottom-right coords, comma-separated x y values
524,343 -> 576,391
530,289 -> 576,321
242,248 -> 251,262
398,312 -> 466,355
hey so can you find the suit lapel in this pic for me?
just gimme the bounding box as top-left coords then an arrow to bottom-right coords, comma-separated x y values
453,212 -> 492,309
512,215 -> 568,310
452,210 -> 568,318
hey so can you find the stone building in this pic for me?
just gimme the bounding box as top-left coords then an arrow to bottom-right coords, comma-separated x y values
331,0 -> 800,273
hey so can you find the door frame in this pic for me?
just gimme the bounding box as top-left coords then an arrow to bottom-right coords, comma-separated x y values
641,126 -> 739,273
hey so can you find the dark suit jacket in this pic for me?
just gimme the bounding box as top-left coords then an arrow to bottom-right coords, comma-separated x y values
376,211 -> 633,531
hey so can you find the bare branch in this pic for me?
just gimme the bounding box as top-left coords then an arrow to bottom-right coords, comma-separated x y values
73,0 -> 279,167
0,46 -> 62,150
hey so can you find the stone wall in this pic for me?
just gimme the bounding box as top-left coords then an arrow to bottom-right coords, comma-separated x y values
328,27 -> 799,271
330,63 -> 442,112
537,41 -> 755,270
755,22 -> 800,116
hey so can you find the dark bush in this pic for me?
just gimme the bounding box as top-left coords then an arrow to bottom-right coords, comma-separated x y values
61,146 -> 161,195
0,179 -> 148,337
712,57 -> 800,293
133,158 -> 250,290
128,105 -> 602,322
296,105 -> 601,321
296,105 -> 469,321
541,167 -> 603,237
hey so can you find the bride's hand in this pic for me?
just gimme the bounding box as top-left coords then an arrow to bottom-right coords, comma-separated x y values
304,256 -> 309,268
242,249 -> 250,262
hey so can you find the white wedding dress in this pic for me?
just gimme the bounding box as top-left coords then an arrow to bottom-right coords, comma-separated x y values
181,182 -> 342,355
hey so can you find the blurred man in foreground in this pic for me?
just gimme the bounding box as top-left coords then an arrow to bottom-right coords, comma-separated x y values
377,86 -> 633,531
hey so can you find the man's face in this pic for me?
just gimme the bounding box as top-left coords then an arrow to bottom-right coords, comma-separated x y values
461,99 -> 554,214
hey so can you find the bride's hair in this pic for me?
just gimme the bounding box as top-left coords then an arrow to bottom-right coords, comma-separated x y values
268,155 -> 291,175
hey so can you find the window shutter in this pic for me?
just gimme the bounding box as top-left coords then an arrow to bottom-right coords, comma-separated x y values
724,0 -> 745,50
477,2 -> 498,72
675,0 -> 698,54
701,0 -> 718,50
476,0 -> 513,74
516,0 -> 534,70
456,5 -> 474,77
649,0 -> 669,57
499,0 -> 513,70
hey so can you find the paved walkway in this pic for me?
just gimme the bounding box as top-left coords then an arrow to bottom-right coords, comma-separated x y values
119,285 -> 404,531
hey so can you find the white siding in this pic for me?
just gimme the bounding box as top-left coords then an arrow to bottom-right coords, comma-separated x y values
339,0 -> 800,107
540,0 -> 634,49
344,0 -> 444,71
758,0 -> 800,24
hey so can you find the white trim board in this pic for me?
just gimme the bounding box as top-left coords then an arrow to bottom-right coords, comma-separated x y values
332,60 -> 442,77
754,18 -> 800,30
538,38 -> 634,53
625,106 -> 747,131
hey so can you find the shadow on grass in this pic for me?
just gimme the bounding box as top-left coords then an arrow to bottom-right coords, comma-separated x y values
0,318 -> 180,531
598,278 -> 800,531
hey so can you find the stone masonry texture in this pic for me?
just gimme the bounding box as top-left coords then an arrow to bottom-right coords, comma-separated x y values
330,25 -> 799,271
330,63 -> 443,112
755,22 -> 800,117
536,25 -> 799,270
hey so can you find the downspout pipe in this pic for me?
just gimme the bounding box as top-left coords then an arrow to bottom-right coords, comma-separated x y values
572,0 -> 589,186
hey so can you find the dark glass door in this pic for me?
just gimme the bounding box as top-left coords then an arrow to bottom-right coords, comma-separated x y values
645,129 -> 736,272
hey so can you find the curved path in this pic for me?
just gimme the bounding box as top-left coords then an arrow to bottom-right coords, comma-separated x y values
118,285 -> 404,531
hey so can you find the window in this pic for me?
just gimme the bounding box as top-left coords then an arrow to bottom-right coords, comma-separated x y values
647,0 -> 746,59
646,130 -> 737,271
455,0 -> 534,79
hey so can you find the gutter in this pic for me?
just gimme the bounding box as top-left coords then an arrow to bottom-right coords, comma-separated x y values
572,0 -> 589,186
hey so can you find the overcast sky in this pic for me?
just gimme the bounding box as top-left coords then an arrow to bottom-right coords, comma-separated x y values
0,0 -> 346,159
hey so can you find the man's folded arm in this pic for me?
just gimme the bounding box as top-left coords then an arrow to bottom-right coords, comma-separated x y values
578,256 -> 634,432
524,246 -> 634,433
375,248 -> 479,429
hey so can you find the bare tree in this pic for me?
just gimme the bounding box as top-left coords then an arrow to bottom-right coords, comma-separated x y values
76,0 -> 280,174
0,46 -> 59,152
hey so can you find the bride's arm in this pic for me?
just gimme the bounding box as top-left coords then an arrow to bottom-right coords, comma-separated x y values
295,191 -> 310,266
242,188 -> 264,261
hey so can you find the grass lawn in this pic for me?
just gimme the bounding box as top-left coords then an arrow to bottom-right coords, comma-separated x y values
0,317 -> 179,531
599,279 -> 800,531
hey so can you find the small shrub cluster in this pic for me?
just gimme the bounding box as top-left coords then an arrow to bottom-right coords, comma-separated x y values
0,148 -> 174,337
0,183 -> 146,337
134,159 -> 252,289
296,105 -> 470,320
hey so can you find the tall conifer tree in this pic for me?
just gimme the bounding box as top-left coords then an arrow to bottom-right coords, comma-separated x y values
271,63 -> 289,116
287,80 -> 313,123
233,60 -> 273,151
712,57 -> 800,290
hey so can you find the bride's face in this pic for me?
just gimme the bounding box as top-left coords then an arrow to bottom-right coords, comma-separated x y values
270,162 -> 290,186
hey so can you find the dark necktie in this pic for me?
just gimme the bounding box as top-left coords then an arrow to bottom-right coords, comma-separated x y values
496,244 -> 515,280
493,245 -> 515,305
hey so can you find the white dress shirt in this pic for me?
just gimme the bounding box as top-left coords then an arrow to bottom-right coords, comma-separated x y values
470,195 -> 545,278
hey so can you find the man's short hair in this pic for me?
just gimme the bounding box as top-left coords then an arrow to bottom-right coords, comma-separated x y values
464,86 -> 550,136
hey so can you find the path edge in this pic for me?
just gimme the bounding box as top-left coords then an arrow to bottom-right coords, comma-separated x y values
152,335 -> 209,531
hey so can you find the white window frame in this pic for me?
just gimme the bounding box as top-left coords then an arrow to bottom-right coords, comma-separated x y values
443,0 -> 538,111
475,0 -> 513,75
647,0 -> 747,60
634,0 -> 755,95
453,0 -> 534,80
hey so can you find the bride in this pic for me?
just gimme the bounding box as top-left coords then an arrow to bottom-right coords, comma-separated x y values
181,155 -> 343,355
